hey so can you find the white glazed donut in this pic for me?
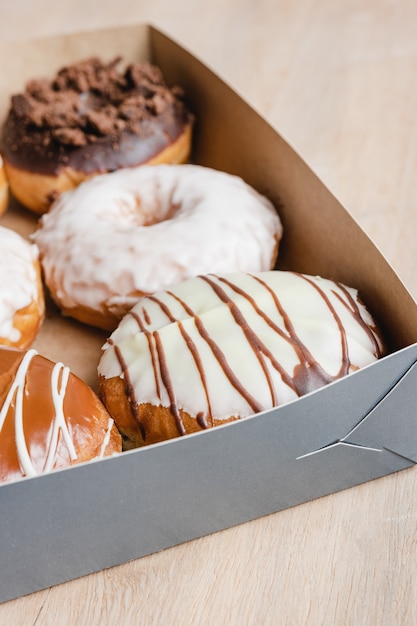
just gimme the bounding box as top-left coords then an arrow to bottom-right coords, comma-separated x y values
0,226 -> 45,349
33,164 -> 283,330
98,270 -> 385,448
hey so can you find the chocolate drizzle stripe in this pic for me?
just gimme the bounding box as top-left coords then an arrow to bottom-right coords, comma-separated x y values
332,283 -> 383,358
107,338 -> 146,439
216,274 -> 334,396
177,321 -> 213,428
129,309 -> 162,401
219,273 -> 320,364
191,315 -> 264,413
133,297 -> 196,435
149,288 -> 263,415
142,306 -> 151,326
149,293 -> 214,427
200,276 -> 279,405
163,285 -> 264,413
148,295 -> 177,322
153,331 -> 186,436
298,274 -> 351,379
166,292 -> 215,427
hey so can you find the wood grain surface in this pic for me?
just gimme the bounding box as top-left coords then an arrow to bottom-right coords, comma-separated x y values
0,1 -> 416,624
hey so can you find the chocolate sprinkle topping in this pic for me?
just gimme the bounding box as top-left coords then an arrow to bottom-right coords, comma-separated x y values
1,57 -> 193,175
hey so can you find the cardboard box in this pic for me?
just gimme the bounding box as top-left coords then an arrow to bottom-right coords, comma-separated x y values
1,24 -> 417,604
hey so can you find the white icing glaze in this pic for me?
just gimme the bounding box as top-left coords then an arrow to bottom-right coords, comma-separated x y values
98,271 -> 384,428
33,165 -> 282,324
0,226 -> 40,342
0,349 -> 77,478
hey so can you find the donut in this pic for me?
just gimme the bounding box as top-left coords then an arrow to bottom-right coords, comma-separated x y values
98,271 -> 385,448
33,164 -> 283,331
1,57 -> 193,214
0,226 -> 45,349
0,346 -> 122,484
0,154 -> 8,215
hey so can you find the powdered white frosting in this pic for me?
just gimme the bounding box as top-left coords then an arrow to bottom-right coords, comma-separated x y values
98,271 -> 384,426
33,165 -> 282,324
0,227 -> 39,343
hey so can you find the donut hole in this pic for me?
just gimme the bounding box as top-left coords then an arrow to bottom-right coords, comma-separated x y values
112,193 -> 182,228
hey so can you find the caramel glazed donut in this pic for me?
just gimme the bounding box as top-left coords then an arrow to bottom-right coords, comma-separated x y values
98,271 -> 385,449
1,57 -> 193,214
0,226 -> 45,349
33,164 -> 283,331
0,346 -> 122,484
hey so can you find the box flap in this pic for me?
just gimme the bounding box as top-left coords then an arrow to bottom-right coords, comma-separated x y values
148,27 -> 417,351
343,361 -> 417,462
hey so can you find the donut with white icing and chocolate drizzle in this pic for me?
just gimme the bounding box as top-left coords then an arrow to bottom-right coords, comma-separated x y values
1,57 -> 193,214
0,226 -> 45,349
98,271 -> 385,448
0,346 -> 122,484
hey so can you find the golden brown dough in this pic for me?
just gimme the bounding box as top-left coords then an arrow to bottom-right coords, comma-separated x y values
3,124 -> 192,215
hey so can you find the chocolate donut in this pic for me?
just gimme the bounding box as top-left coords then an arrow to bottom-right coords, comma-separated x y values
1,57 -> 194,214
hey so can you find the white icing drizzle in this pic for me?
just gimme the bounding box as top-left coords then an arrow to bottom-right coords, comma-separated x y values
33,164 -> 282,325
0,349 -> 78,478
99,418 -> 115,458
0,349 -> 38,477
44,362 -> 77,472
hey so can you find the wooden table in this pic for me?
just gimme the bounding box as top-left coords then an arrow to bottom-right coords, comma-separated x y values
1,1 -> 417,624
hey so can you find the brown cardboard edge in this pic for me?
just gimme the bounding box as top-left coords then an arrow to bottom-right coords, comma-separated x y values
148,25 -> 417,351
